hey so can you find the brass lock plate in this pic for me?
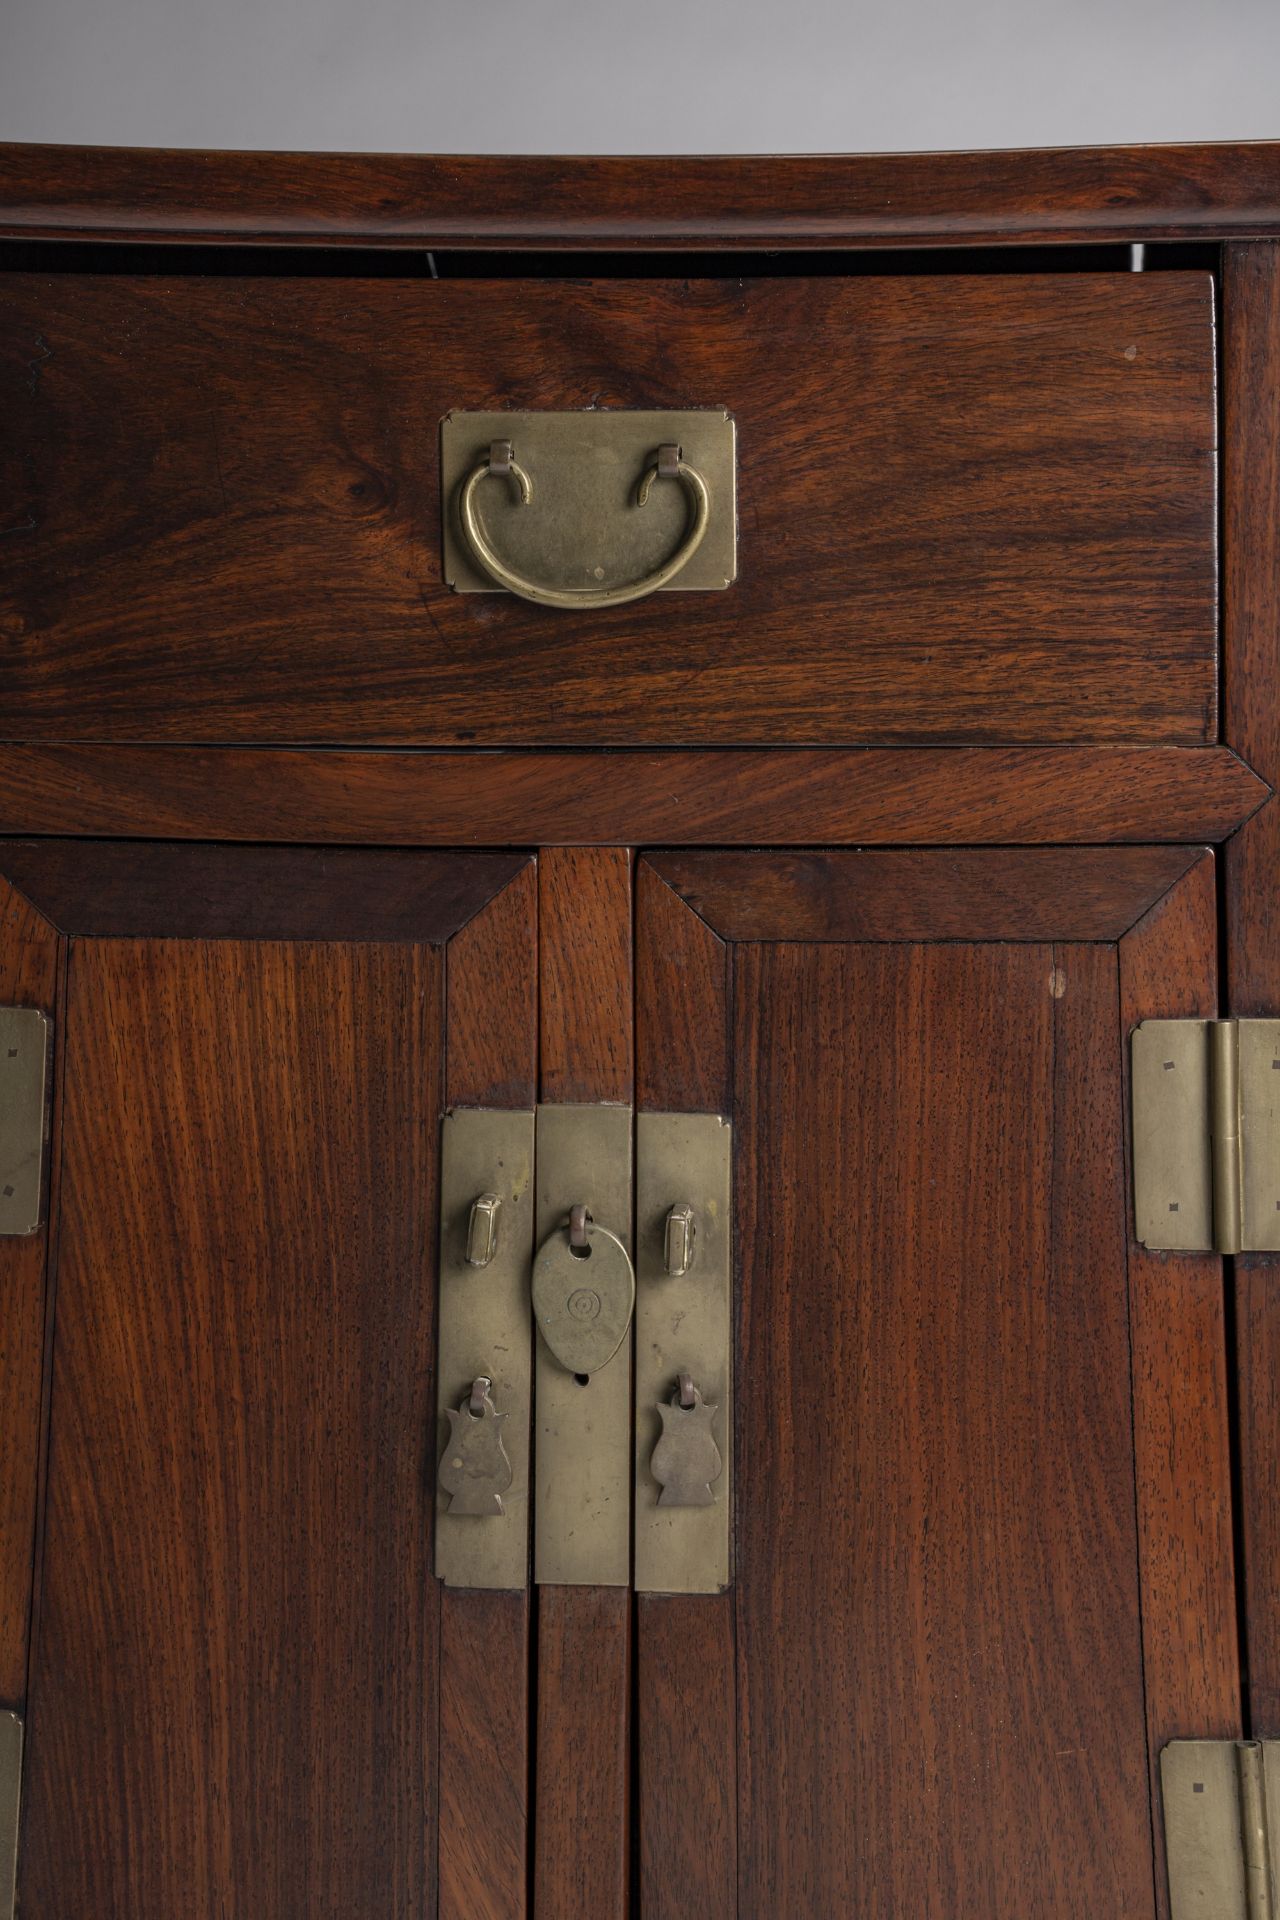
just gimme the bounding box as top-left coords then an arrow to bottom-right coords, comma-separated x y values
534,1103 -> 633,1588
635,1111 -> 732,1595
440,410 -> 737,596
435,1108 -> 535,1591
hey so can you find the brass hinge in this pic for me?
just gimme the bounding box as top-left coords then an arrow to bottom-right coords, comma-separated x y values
0,1713 -> 21,1920
1131,1018 -> 1280,1253
1163,1740 -> 1278,1918
0,1008 -> 52,1237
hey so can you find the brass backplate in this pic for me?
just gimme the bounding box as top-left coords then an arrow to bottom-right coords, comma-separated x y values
0,1713 -> 20,1920
435,1108 -> 535,1590
1239,1020 -> 1280,1251
534,1104 -> 633,1587
1162,1739 -> 1280,1919
0,1008 -> 51,1237
635,1112 -> 732,1595
441,410 -> 737,596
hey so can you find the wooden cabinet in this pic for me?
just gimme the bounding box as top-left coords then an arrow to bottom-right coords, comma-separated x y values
0,141 -> 1277,1918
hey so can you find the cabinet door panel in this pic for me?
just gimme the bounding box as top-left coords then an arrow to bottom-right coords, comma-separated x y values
7,846 -> 536,1920
636,850 -> 1238,1919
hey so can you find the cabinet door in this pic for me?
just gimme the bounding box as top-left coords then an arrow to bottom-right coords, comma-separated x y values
1,842 -> 537,1919
635,849 -> 1240,1919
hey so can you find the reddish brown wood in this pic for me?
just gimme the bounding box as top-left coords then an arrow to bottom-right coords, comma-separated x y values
535,1586 -> 631,1919
536,845 -> 632,1920
635,862 -> 728,1116
20,935 -> 443,1916
0,273 -> 1216,746
538,846 -> 632,1106
1118,854 -> 1240,1914
1223,245 -> 1280,1739
439,863 -> 539,1920
0,841 -> 525,940
446,858 -> 537,1111
635,866 -> 735,1920
0,876 -> 58,1705
732,936 -> 1151,1912
650,846 -> 1202,943
0,745 -> 1262,848
1,141 -> 1279,249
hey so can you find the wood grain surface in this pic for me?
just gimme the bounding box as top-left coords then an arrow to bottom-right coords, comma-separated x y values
1223,244 -> 1280,1740
0,272 -> 1216,745
440,862 -> 538,1920
20,936 -> 444,1917
1118,853 -> 1240,1917
0,841 -> 525,940
535,846 -> 632,1920
1,141 -> 1279,249
0,876 -> 59,1706
0,745 -> 1262,848
635,865 -> 735,1920
731,936 -> 1152,1913
649,846 -> 1203,943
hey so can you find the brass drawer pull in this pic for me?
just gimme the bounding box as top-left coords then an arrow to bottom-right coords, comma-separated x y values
458,438 -> 710,609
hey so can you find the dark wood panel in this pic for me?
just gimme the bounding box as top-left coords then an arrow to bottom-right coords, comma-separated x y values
1223,242 -> 1280,1739
536,845 -> 632,1920
635,866 -> 734,1919
446,858 -> 537,1111
535,1585 -> 630,1920
0,273 -> 1216,745
652,846 -> 1202,943
0,876 -> 59,1704
733,940 -> 1152,1913
0,840 -> 525,940
2,141 -> 1279,249
1117,853 -> 1240,1917
439,1590 -> 529,1920
20,936 -> 442,1916
0,745 -> 1262,847
538,846 -> 632,1106
439,863 -> 538,1920
636,861 -> 728,1116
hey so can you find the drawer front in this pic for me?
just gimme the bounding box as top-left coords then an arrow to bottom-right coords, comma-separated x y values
0,270 -> 1216,744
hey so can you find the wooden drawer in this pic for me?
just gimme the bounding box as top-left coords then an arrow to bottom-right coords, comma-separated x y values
0,267 -> 1216,744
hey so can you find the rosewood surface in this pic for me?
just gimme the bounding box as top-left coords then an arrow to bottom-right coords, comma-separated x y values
0,746 -> 1262,847
0,272 -> 1216,744
1,142 -> 1279,249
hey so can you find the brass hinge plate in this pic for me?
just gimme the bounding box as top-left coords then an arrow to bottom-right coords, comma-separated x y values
634,1111 -> 733,1595
0,1713 -> 21,1920
1162,1739 -> 1280,1919
0,1008 -> 52,1237
434,1108 -> 536,1591
1132,1018 -> 1280,1252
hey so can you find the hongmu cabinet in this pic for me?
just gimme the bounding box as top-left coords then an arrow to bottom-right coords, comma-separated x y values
1,140 -> 1279,1919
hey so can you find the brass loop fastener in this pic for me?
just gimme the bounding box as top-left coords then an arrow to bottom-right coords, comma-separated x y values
457,438 -> 711,609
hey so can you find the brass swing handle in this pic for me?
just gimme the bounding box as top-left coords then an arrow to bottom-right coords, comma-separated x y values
457,439 -> 710,610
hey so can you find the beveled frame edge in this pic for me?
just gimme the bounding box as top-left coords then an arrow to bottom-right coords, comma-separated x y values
3,141 -> 1280,250
0,746 -> 1265,850
0,839 -> 532,942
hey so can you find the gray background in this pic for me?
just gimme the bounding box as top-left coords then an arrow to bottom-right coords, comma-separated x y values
0,0 -> 1277,153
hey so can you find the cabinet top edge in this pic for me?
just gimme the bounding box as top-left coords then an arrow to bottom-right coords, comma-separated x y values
1,140 -> 1280,252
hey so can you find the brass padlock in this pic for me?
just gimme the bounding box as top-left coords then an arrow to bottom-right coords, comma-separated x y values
531,1203 -> 635,1376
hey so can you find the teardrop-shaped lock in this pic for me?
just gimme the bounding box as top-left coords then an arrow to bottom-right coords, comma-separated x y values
531,1209 -> 636,1376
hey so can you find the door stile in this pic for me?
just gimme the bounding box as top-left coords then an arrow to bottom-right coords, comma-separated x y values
634,861 -> 737,1920
1119,853 -> 1243,1918
0,876 -> 60,1710
1223,240 -> 1280,1742
534,847 -> 633,1920
440,860 -> 539,1920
